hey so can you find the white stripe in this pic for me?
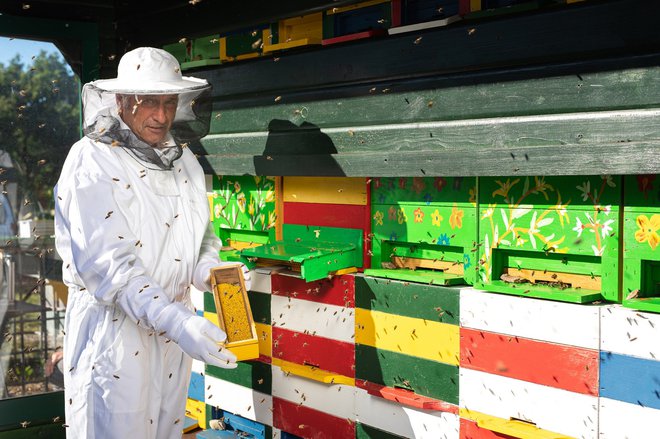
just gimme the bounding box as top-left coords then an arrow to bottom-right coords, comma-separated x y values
599,397 -> 660,439
600,305 -> 660,360
271,295 -> 354,343
460,368 -> 598,439
205,375 -> 273,426
355,388 -> 459,439
250,271 -> 272,294
460,288 -> 600,349
271,364 -> 355,420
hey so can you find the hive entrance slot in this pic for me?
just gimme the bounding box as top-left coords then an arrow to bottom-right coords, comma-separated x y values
502,267 -> 601,291
390,256 -> 464,276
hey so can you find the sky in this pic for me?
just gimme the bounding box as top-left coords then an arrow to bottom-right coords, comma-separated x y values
0,36 -> 61,67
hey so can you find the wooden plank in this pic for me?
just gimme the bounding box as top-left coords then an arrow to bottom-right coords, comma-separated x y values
355,308 -> 460,366
600,305 -> 660,361
459,411 -> 572,439
284,201 -> 369,230
206,361 -> 272,395
355,387 -> 460,439
273,398 -> 355,439
392,256 -> 464,275
356,380 -> 458,413
599,351 -> 660,410
272,273 -> 355,307
218,410 -> 271,439
199,141 -> 660,177
189,372 -> 205,401
204,375 -> 273,426
363,268 -> 466,287
460,288 -> 600,349
255,322 -> 273,359
272,327 -> 355,377
460,328 -> 599,395
283,177 -> 367,205
356,344 -> 459,404
459,369 -> 598,439
460,418 -> 516,439
271,364 -> 356,420
599,397 -> 660,439
354,276 -> 460,326
271,295 -> 355,343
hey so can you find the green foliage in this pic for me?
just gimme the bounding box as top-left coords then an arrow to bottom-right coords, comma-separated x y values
0,51 -> 80,213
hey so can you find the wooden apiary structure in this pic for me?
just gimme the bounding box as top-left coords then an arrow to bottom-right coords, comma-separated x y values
211,264 -> 259,361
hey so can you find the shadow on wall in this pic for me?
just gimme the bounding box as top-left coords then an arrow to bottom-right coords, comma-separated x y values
253,119 -> 346,176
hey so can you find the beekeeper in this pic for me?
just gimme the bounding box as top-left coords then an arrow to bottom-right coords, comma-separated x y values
54,47 -> 250,439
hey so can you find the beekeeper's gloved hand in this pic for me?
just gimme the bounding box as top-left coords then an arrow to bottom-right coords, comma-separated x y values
177,315 -> 237,369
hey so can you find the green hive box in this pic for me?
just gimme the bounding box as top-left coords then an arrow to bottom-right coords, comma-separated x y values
622,174 -> 660,312
367,177 -> 477,286
181,34 -> 221,69
220,26 -> 269,62
478,175 -> 621,303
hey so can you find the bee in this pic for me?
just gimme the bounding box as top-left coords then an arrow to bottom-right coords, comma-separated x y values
468,28 -> 476,36
274,96 -> 282,103
414,36 -> 423,45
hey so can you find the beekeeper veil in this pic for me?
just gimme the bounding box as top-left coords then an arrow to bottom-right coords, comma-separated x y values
82,47 -> 212,170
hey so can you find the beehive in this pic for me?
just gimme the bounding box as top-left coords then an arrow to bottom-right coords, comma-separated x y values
211,264 -> 259,360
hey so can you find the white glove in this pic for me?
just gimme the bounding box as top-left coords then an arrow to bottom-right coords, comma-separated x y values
176,315 -> 237,369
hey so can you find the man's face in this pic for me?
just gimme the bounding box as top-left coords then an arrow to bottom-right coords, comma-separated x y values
118,94 -> 178,146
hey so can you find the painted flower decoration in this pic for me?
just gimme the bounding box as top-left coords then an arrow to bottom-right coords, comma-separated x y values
373,178 -> 382,189
492,178 -> 520,200
413,208 -> 424,223
389,231 -> 398,241
373,210 -> 384,226
248,198 -> 255,216
636,174 -> 655,199
423,193 -> 433,205
450,206 -> 464,229
237,192 -> 246,212
431,209 -> 443,227
463,253 -> 472,269
572,217 -> 585,237
469,187 -> 477,204
397,208 -> 408,225
214,203 -> 222,219
388,206 -> 397,221
437,233 -> 450,245
576,180 -> 591,202
234,181 -> 241,193
635,214 -> 660,250
412,177 -> 426,194
398,178 -> 407,190
434,177 -> 447,192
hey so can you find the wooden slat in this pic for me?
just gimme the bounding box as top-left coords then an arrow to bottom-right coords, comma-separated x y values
283,177 -> 367,205
355,276 -> 461,325
355,308 -> 460,366
271,273 -> 354,307
356,423 -> 408,439
459,410 -> 572,439
460,328 -> 599,395
273,398 -> 355,439
460,418 -> 516,439
355,387 -> 460,439
272,327 -> 355,378
460,288 -> 600,349
356,380 -> 458,413
255,322 -> 272,359
199,141 -> 660,177
599,351 -> 660,410
284,202 -> 368,230
600,305 -> 660,361
459,369 -> 598,439
599,397 -> 660,439
356,344 -> 459,404
204,376 -> 273,426
271,295 -> 354,343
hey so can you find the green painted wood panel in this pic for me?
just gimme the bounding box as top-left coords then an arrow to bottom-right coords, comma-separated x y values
0,391 -> 65,433
624,174 -> 660,213
356,423 -> 407,439
355,344 -> 458,405
354,276 -> 460,326
206,361 -> 272,394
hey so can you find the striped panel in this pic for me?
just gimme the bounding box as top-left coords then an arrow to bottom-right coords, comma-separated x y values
459,412 -> 572,439
600,351 -> 660,410
284,202 -> 368,230
250,290 -> 272,325
356,344 -> 458,405
600,305 -> 660,361
272,273 -> 355,307
206,361 -> 272,395
355,308 -> 460,366
354,387 -> 460,439
271,364 -> 355,420
272,327 -> 355,378
355,276 -> 460,326
273,397 -> 355,439
188,372 -> 205,401
205,375 -> 273,426
460,288 -> 600,349
251,271 -> 273,294
283,177 -> 368,205
599,397 -> 660,439
271,294 -> 354,343
255,322 -> 272,359
459,368 -> 598,439
460,328 -> 599,395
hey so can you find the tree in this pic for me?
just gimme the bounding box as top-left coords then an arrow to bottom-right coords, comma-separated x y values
0,50 -> 80,215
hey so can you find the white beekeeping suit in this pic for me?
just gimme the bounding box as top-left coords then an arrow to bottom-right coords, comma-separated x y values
54,47 -> 249,439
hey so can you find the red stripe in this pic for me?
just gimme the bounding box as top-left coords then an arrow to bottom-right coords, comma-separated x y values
356,380 -> 458,414
273,327 -> 355,378
321,30 -> 387,46
391,0 -> 402,27
283,201 -> 367,230
460,418 -> 517,439
272,273 -> 355,307
460,328 -> 599,395
274,397 -> 355,439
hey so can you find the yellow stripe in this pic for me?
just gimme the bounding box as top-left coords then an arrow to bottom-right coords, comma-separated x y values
355,308 -> 459,366
326,0 -> 389,15
470,0 -> 481,11
283,177 -> 368,205
272,358 -> 355,386
255,322 -> 272,358
185,398 -> 206,429
204,311 -> 219,327
459,409 -> 574,439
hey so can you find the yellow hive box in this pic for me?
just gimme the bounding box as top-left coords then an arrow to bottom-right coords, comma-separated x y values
210,264 -> 259,361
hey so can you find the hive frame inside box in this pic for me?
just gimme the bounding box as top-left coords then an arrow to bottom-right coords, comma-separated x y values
211,264 -> 259,361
